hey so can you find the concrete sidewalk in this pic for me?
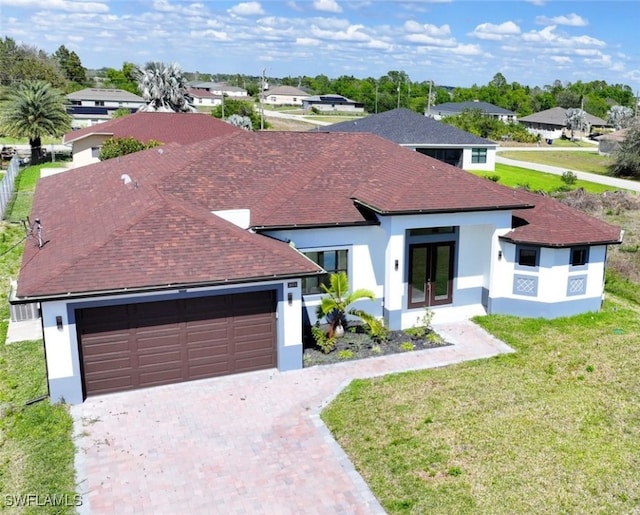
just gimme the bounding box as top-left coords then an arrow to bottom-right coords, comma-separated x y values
5,317 -> 43,344
72,320 -> 513,515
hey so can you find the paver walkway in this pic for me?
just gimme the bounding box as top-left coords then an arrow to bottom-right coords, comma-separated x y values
71,320 -> 513,515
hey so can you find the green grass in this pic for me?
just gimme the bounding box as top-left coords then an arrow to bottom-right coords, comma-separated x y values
499,150 -> 613,175
535,139 -> 595,148
322,298 -> 640,514
470,163 -> 618,194
0,137 -> 61,146
0,163 -> 77,513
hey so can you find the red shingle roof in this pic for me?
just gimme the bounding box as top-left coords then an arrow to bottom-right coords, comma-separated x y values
500,190 -> 622,247
63,112 -> 240,145
161,132 -> 534,227
17,132 -> 621,299
17,141 -> 321,299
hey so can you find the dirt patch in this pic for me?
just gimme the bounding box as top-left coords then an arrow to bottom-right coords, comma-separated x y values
554,188 -> 640,282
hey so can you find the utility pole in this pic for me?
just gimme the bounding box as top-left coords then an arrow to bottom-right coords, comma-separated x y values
427,80 -> 433,117
375,81 -> 378,114
260,67 -> 266,131
397,82 -> 400,109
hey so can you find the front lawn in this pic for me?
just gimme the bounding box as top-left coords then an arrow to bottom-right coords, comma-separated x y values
322,297 -> 640,513
499,150 -> 613,175
471,163 -> 618,194
0,163 -> 77,513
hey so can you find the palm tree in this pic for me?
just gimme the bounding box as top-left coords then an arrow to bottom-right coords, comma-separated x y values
135,62 -> 196,113
0,80 -> 71,164
565,107 -> 588,141
316,272 -> 383,338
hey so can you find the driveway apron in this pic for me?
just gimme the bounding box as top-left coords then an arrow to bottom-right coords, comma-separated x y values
72,320 -> 513,514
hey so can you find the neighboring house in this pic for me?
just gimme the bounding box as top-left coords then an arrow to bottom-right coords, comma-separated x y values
62,112 -> 241,168
188,81 -> 248,98
13,132 -> 622,404
66,88 -> 145,128
188,87 -> 221,107
302,94 -> 365,113
317,108 -> 497,171
519,107 -> 609,141
596,129 -> 628,155
262,86 -> 309,106
426,101 -> 517,123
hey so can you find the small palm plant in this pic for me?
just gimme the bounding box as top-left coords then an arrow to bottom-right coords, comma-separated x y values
316,272 -> 383,338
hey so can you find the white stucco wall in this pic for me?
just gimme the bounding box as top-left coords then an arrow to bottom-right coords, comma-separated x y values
266,226 -> 386,323
268,209 -> 511,329
461,146 -> 497,171
495,243 -> 607,299
264,94 -> 306,106
70,134 -> 109,167
379,211 -> 511,327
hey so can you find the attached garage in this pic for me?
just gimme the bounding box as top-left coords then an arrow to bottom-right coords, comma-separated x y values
77,290 -> 277,397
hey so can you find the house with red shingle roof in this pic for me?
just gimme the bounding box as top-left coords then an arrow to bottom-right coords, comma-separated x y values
62,112 -> 241,168
13,131 -> 622,403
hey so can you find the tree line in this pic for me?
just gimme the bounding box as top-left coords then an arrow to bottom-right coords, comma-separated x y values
1,37 -> 637,120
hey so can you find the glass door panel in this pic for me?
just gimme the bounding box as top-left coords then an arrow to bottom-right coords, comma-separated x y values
408,242 -> 454,307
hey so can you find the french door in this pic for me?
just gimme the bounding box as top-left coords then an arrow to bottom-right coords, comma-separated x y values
408,242 -> 454,307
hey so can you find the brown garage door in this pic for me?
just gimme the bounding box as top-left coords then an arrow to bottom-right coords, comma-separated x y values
77,291 -> 277,396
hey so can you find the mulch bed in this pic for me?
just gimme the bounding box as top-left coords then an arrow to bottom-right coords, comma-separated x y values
302,325 -> 451,367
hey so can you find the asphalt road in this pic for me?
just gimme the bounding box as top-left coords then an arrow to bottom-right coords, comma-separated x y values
495,153 -> 640,193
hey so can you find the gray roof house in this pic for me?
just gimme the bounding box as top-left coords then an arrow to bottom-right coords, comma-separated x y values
302,94 -> 364,113
65,88 -> 145,128
187,81 -> 248,98
519,107 -> 609,141
263,86 -> 310,106
596,128 -> 628,155
316,108 -> 497,171
426,101 -> 517,123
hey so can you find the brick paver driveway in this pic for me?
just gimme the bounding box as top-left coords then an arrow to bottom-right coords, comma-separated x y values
72,320 -> 513,514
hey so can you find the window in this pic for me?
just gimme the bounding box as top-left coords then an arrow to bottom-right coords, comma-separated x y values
471,147 -> 487,164
91,146 -> 101,158
94,100 -> 105,107
302,249 -> 348,294
570,246 -> 589,267
517,246 -> 539,268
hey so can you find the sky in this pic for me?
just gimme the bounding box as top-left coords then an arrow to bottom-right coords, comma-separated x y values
1,0 -> 639,90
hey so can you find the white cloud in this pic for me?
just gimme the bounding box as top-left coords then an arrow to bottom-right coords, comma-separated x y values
2,0 -> 108,12
367,39 -> 392,50
550,56 -> 571,64
449,43 -> 483,56
536,13 -> 587,27
404,21 -> 451,37
295,37 -> 321,46
228,2 -> 265,16
190,29 -> 231,41
313,0 -> 342,13
469,21 -> 520,41
405,33 -> 455,47
310,23 -> 368,41
150,0 -> 203,16
522,25 -> 606,52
